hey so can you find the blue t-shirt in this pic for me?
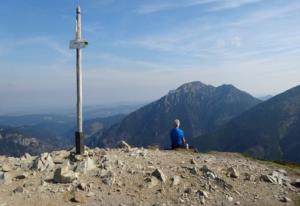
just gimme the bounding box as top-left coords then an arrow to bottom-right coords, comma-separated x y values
170,128 -> 185,148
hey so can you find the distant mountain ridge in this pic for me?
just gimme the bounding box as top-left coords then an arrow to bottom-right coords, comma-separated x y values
0,126 -> 55,156
0,114 -> 73,127
192,85 -> 300,163
91,81 -> 261,148
0,114 -> 126,156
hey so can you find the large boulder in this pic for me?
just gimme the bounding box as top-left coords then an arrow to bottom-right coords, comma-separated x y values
260,171 -> 291,185
32,153 -> 55,172
53,161 -> 78,184
75,157 -> 97,174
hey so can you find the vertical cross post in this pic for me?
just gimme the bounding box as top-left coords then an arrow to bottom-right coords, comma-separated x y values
70,5 -> 88,154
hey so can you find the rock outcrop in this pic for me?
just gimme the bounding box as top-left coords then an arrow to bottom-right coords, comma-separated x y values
32,153 -> 55,172
0,144 -> 299,206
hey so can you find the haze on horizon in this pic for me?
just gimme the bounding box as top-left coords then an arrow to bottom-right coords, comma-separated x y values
0,0 -> 299,115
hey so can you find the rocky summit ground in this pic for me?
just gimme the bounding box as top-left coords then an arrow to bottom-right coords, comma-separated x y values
0,142 -> 300,206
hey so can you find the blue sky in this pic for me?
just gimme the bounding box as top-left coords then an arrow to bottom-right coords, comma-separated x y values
0,0 -> 300,114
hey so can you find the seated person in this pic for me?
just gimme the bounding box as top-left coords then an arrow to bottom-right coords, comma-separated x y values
170,119 -> 187,149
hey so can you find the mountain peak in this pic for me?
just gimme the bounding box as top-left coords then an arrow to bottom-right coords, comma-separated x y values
218,84 -> 235,89
167,81 -> 213,96
176,81 -> 210,90
167,81 -> 216,95
94,81 -> 261,148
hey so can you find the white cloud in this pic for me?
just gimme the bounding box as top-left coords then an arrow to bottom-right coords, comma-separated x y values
84,23 -> 103,34
118,1 -> 300,65
209,0 -> 263,11
231,1 -> 300,26
136,0 -> 264,14
136,0 -> 217,14
87,52 -> 175,71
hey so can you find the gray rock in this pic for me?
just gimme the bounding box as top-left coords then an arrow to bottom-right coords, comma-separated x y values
260,174 -> 277,184
197,190 -> 209,198
244,173 -> 255,181
0,172 -> 12,185
145,176 -> 159,188
152,169 -> 166,183
74,154 -> 84,162
86,192 -> 95,197
13,186 -> 24,193
138,150 -> 147,157
201,165 -> 211,173
98,155 -> 111,170
201,165 -> 217,179
24,153 -> 32,159
171,176 -> 181,186
190,167 -> 198,175
279,196 -> 291,203
227,167 -> 239,178
271,171 -> 290,184
52,150 -> 70,164
32,153 -> 55,172
75,157 -> 96,174
0,171 -> 4,181
71,192 -> 86,203
276,169 -> 287,176
20,153 -> 33,162
116,160 -> 124,167
215,177 -> 233,190
200,196 -> 205,204
206,171 -> 217,179
1,164 -> 12,172
184,187 -> 193,194
226,195 -> 234,202
118,140 -> 131,151
53,162 -> 78,183
20,161 -> 33,171
260,171 -> 290,185
77,182 -> 87,191
101,171 -> 115,186
190,159 -> 197,165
